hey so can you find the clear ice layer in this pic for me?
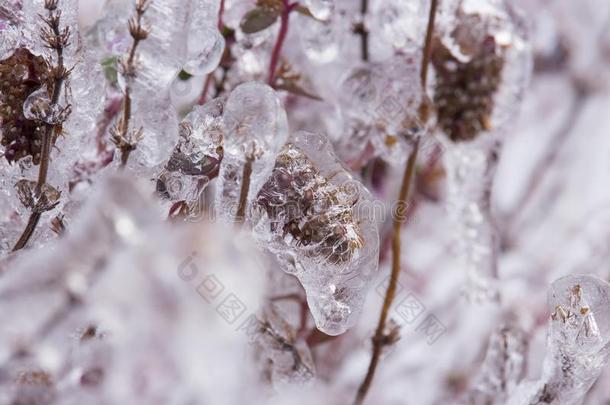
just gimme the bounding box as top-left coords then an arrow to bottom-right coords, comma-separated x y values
251,131 -> 379,335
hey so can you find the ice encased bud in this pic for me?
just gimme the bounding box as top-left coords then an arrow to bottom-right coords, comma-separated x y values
251,131 -> 379,335
542,275 -> 610,404
433,0 -> 531,143
23,86 -> 70,125
157,98 -> 225,203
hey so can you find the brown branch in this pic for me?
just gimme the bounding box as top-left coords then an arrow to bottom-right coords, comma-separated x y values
354,1 -> 437,403
354,0 -> 369,62
354,139 -> 420,405
420,0 -> 438,90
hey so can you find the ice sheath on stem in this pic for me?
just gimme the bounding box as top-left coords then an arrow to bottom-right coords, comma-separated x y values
12,0 -> 75,251
251,131 -> 379,336
433,0 -> 531,300
508,275 -> 610,405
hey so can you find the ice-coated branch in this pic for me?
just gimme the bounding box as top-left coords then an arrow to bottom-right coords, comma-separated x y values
110,0 -> 149,168
508,275 -> 610,405
354,2 -> 438,404
460,324 -> 528,404
12,0 -> 73,251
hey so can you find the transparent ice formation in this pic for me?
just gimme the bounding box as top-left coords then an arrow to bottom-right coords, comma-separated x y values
298,14 -> 340,64
336,53 -> 428,167
23,86 -> 70,125
461,324 -> 528,404
442,138 -> 500,301
436,0 -> 532,300
157,98 -> 225,207
371,0 -> 429,52
251,131 -> 379,335
508,275 -> 610,405
216,82 -> 289,222
304,0 -> 335,21
183,0 -> 225,76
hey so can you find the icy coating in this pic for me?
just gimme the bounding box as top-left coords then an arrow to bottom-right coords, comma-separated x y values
216,81 -> 289,222
252,131 -> 379,335
157,98 -> 225,208
508,275 -> 610,405
436,0 -> 531,300
336,53 -> 428,167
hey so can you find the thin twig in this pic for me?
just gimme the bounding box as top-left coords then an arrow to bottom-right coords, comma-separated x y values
268,0 -> 298,85
354,1 -> 438,403
111,0 -> 149,168
13,0 -> 71,252
354,139 -> 420,405
235,155 -> 254,224
420,0 -> 438,89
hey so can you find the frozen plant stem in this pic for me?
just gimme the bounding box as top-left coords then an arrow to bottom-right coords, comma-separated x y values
13,0 -> 71,252
111,0 -> 149,168
235,155 -> 254,224
267,0 -> 298,85
354,1 -> 437,403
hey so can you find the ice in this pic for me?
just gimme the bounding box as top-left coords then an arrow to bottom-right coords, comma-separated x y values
442,139 -> 500,301
251,131 -> 379,335
304,0 -> 335,21
336,53 -> 427,167
0,14 -> 20,60
23,86 -> 71,125
461,324 -> 528,404
435,0 -> 532,300
298,14 -> 340,64
216,82 -> 289,222
182,0 -> 225,75
223,81 -> 288,158
508,275 -> 610,405
371,0 -> 428,52
157,98 -> 225,206
0,175 -> 269,403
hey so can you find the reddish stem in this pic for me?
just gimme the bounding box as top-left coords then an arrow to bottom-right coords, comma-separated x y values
198,73 -> 214,105
198,0 -> 226,105
267,1 -> 298,85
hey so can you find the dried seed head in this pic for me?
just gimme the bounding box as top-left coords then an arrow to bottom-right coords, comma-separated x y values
0,48 -> 54,164
257,144 -> 365,265
432,34 -> 504,143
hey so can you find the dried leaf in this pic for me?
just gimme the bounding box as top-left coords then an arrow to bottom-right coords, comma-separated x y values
240,7 -> 279,34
